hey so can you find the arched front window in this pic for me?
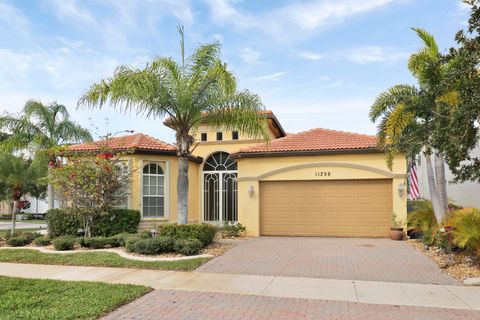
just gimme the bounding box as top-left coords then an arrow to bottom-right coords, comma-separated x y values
142,163 -> 165,217
203,152 -> 238,222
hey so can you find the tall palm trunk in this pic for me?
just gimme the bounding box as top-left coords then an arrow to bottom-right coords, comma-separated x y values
425,154 -> 443,224
434,153 -> 448,215
11,200 -> 17,235
47,160 -> 55,210
176,132 -> 193,225
10,187 -> 21,235
177,156 -> 189,225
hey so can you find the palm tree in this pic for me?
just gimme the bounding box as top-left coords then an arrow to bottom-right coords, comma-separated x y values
0,101 -> 92,210
79,26 -> 269,224
370,28 -> 452,224
0,155 -> 31,233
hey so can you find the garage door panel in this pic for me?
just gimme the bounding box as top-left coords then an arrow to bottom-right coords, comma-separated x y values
260,179 -> 392,237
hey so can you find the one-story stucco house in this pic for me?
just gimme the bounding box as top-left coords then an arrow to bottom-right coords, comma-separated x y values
70,111 -> 407,237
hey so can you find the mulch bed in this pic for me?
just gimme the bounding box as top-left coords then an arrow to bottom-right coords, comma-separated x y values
407,239 -> 480,281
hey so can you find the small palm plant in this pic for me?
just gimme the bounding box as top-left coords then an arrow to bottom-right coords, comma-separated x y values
79,26 -> 269,224
451,209 -> 480,256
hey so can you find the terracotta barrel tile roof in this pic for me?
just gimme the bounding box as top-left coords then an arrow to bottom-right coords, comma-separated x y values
235,128 -> 378,154
69,133 -> 177,152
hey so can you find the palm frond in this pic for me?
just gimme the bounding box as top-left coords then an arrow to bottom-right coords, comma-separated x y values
369,84 -> 418,121
202,90 -> 269,141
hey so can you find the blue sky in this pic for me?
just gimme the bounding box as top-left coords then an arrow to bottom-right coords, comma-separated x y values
0,0 -> 471,142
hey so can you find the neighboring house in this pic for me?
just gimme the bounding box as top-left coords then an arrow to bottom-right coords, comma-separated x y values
0,197 -> 51,217
416,148 -> 480,208
69,111 -> 407,237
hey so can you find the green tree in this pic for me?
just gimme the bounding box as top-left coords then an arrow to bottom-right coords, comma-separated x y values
0,101 -> 92,210
79,26 -> 269,224
50,152 -> 131,237
440,0 -> 480,182
0,155 -> 32,233
370,28 -> 453,223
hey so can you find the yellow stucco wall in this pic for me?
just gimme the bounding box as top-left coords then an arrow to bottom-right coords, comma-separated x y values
123,154 -> 200,224
118,125 -> 407,238
236,152 -> 407,236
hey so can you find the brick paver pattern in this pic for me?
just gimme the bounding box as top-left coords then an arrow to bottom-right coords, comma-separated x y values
103,289 -> 480,320
196,237 -> 458,285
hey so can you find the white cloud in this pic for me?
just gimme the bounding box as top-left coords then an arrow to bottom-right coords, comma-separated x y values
339,46 -> 410,64
276,0 -> 396,30
239,47 -> 260,63
205,0 -> 401,41
0,1 -> 30,34
254,71 -> 287,81
0,46 -> 121,94
299,51 -> 324,61
204,0 -> 254,30
46,0 -> 95,24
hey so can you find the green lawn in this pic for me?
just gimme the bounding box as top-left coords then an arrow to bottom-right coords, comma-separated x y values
0,249 -> 211,271
0,276 -> 150,320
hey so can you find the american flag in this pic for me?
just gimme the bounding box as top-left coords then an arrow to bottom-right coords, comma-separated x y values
409,160 -> 420,200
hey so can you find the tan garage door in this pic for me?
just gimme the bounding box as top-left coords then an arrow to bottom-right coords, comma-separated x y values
260,179 -> 392,237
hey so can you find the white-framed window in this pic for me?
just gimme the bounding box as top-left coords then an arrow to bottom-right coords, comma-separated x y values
142,163 -> 165,217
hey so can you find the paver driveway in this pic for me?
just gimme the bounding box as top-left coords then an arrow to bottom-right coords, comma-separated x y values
103,290 -> 480,320
196,237 -> 458,285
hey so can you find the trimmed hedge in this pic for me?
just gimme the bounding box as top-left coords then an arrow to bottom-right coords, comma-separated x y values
46,208 -> 141,238
7,236 -> 28,247
91,209 -> 141,237
52,236 -> 75,251
112,232 -> 151,247
157,224 -> 217,247
125,237 -> 174,255
33,236 -> 51,247
5,231 -> 41,246
173,238 -> 203,255
46,208 -> 81,238
78,237 -> 120,249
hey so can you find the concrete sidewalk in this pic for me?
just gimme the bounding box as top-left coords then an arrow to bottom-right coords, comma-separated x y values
0,221 -> 47,230
0,262 -> 479,311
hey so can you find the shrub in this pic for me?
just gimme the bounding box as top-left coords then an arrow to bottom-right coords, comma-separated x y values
221,222 -> 246,238
0,214 -> 12,220
4,230 -> 25,241
157,224 -> 217,247
79,236 -> 120,249
46,208 -> 82,238
173,238 -> 202,255
6,236 -> 28,247
33,236 -> 51,247
52,236 -> 76,251
407,200 -> 438,233
125,237 -> 174,255
451,208 -> 480,256
23,232 -> 42,243
91,209 -> 141,237
3,230 -> 40,244
112,232 -> 151,247
46,208 -> 141,238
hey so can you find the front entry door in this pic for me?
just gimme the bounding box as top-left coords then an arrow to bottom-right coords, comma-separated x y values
203,152 -> 238,222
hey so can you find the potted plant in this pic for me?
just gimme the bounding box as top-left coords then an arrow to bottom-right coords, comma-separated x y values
390,213 -> 405,240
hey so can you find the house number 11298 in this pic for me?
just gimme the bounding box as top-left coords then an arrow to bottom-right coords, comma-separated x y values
315,171 -> 331,177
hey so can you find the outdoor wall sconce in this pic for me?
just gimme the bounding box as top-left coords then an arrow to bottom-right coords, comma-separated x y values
397,183 -> 405,197
248,185 -> 255,197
